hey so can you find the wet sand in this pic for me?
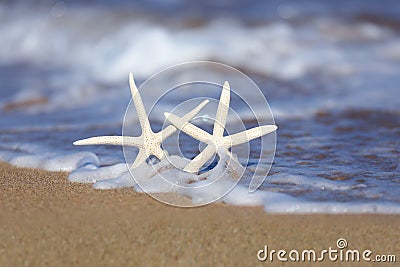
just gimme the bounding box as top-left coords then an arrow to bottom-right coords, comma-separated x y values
1,162 -> 399,266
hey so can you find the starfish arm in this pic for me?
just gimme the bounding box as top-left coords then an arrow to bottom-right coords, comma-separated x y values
213,81 -> 230,138
73,136 -> 143,147
129,72 -> 151,132
160,99 -> 210,141
223,125 -> 277,147
153,147 -> 166,160
183,145 -> 216,173
164,112 -> 212,142
131,149 -> 148,168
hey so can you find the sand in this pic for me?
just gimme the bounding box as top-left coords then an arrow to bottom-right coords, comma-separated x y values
0,162 -> 399,267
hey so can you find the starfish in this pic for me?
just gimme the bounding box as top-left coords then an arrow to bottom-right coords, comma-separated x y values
74,72 -> 209,168
164,81 -> 277,173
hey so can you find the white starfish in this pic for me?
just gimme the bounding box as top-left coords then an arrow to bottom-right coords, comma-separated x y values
164,81 -> 277,173
74,72 -> 209,168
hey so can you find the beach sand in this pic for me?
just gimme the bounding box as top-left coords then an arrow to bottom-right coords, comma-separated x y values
1,162 -> 399,266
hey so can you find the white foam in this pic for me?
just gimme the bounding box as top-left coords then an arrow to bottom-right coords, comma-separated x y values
93,174 -> 135,189
64,149 -> 400,213
264,198 -> 400,214
1,4 -> 398,121
1,150 -> 99,172
69,163 -> 128,183
1,5 -> 397,85
1,135 -> 398,213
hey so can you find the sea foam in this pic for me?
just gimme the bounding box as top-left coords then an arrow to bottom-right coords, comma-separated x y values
67,149 -> 400,213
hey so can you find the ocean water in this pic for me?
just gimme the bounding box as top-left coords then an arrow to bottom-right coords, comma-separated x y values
0,0 -> 399,213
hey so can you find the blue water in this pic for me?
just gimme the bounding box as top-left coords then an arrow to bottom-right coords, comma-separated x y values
0,0 -> 399,212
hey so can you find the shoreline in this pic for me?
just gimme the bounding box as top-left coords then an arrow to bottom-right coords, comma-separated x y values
1,162 -> 399,266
